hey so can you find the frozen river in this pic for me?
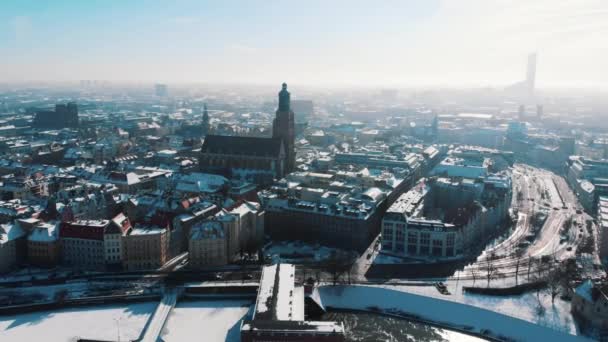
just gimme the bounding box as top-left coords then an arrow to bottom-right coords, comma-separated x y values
161,299 -> 252,342
0,302 -> 156,341
1,299 -> 487,342
0,299 -> 252,342
322,311 -> 488,342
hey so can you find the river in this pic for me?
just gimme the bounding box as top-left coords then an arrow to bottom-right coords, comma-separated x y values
321,311 -> 488,342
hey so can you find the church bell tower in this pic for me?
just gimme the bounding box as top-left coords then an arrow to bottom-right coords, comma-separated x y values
272,83 -> 295,173
202,103 -> 210,136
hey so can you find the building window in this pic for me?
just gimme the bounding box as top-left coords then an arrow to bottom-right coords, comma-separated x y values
420,232 -> 430,255
445,233 -> 455,257
420,232 -> 430,245
446,233 -> 455,247
432,239 -> 443,256
395,228 -> 404,253
408,232 -> 417,244
382,226 -> 393,250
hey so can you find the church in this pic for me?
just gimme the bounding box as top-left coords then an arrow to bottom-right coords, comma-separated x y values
199,83 -> 296,185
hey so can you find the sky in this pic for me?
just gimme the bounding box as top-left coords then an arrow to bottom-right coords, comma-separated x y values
1,0 -> 607,88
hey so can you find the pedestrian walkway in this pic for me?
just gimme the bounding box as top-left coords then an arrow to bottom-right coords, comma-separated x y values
139,288 -> 177,342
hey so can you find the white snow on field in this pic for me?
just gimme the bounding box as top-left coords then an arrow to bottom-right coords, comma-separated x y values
0,302 -> 156,341
162,299 -> 252,342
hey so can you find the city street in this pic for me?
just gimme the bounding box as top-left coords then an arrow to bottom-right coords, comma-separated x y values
463,164 -> 600,282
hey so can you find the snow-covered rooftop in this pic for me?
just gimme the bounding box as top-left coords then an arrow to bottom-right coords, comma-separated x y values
28,222 -> 59,242
0,222 -> 26,244
130,225 -> 166,236
190,221 -> 225,240
254,264 -> 298,321
275,264 -> 296,321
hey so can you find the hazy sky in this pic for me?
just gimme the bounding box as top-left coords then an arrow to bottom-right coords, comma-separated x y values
1,0 -> 607,88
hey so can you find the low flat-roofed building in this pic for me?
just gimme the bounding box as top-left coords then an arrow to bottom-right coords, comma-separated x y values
253,264 -> 301,321
431,155 -> 490,179
241,263 -> 345,342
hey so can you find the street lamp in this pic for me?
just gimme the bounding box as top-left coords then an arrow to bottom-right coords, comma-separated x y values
114,317 -> 122,342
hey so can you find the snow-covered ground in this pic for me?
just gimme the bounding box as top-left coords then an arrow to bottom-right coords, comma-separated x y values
0,282 -> 90,303
161,299 -> 253,342
370,277 -> 581,336
264,240 -> 357,263
0,302 -> 156,341
0,267 -> 91,283
317,285 -> 591,342
0,280 -> 153,304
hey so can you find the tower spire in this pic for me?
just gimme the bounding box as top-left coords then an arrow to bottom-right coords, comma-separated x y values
273,82 -> 295,173
202,103 -> 209,136
278,83 -> 290,112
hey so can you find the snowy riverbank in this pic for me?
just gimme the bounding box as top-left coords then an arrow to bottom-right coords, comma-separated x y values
316,285 -> 591,342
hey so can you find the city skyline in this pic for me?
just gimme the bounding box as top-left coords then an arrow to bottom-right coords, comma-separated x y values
1,0 -> 608,88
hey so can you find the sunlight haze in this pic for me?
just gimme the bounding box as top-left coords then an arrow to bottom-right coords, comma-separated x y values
1,0 -> 607,88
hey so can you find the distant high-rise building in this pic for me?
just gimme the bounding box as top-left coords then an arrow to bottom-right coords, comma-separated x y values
273,83 -> 296,173
201,103 -> 210,136
155,83 -> 168,97
526,53 -> 537,96
504,52 -> 538,99
536,104 -> 543,119
518,104 -> 526,120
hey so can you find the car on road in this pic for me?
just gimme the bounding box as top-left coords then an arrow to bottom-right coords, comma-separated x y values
435,282 -> 450,295
518,241 -> 531,248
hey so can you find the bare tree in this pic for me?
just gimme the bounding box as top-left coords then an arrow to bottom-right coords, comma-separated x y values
484,252 -> 499,287
557,258 -> 578,299
324,252 -> 352,286
536,256 -> 551,279
545,268 -> 563,305
527,256 -> 534,281
240,262 -> 248,284
470,266 -> 479,285
517,190 -> 524,202
244,238 -> 259,259
302,267 -> 308,284
513,249 -> 525,285
314,268 -> 322,285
